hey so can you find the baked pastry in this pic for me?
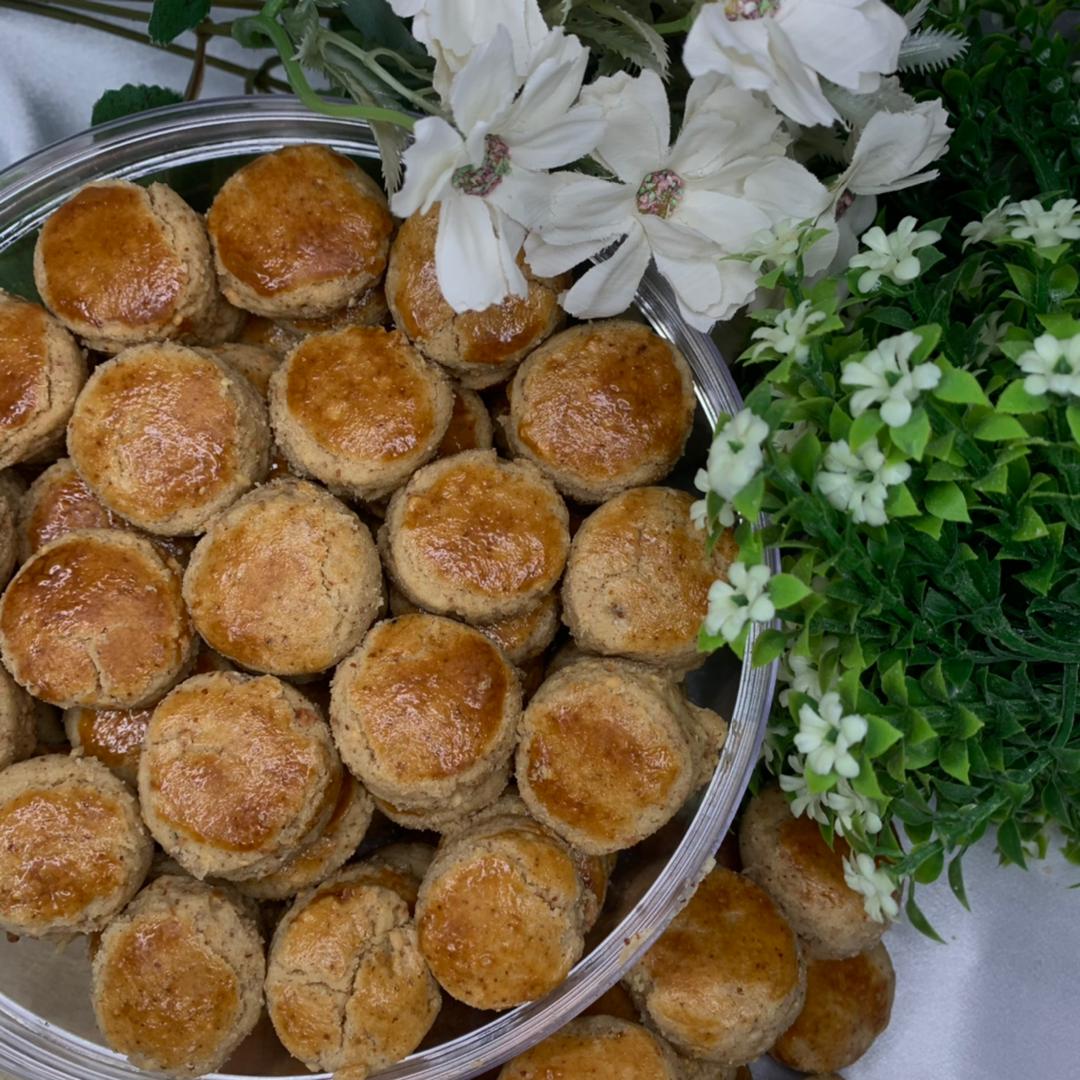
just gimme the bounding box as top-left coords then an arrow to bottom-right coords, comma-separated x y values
205,342 -> 280,398
516,658 -> 727,854
91,875 -> 264,1076
232,772 -> 374,901
265,868 -> 441,1073
0,469 -> 22,584
438,386 -> 493,458
386,205 -> 564,388
0,290 -> 87,467
207,144 -> 393,319
0,754 -> 151,936
139,672 -> 342,881
772,943 -> 895,1073
183,479 -> 383,676
0,529 -> 195,708
739,785 -> 890,959
382,449 -> 570,624
563,487 -> 738,670
235,313 -> 301,358
0,663 -> 37,771
416,811 -> 588,1009
624,867 -> 806,1066
336,842 -> 436,913
498,1016 -> 683,1079
331,613 -> 520,822
33,180 -> 221,353
506,321 -> 696,503
269,325 -> 452,501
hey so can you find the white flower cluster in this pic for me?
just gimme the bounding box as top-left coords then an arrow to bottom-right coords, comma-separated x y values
843,852 -> 900,923
841,330 -> 941,427
704,561 -> 776,644
849,217 -> 941,293
749,300 -> 827,364
389,0 -> 952,326
1016,332 -> 1080,399
692,407 -> 770,529
794,691 -> 867,779
817,439 -> 911,527
962,197 -> 1080,250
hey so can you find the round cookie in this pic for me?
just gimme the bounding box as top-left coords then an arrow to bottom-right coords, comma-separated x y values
370,763 -> 509,834
207,144 -> 393,319
498,1016 -> 683,1079
183,479 -> 383,676
624,867 -> 806,1066
507,320 -> 696,503
0,663 -> 36,771
34,179 -> 220,354
328,842 -> 436,914
0,468 -> 22,585
0,529 -> 195,708
232,772 -> 374,901
382,449 -> 570,624
416,812 -> 588,1010
438,386 -> 493,458
739,785 -> 890,959
331,614 -> 520,820
205,342 -> 280,397
564,488 -> 739,670
265,869 -> 441,1073
772,943 -> 895,1074
67,343 -> 270,535
139,672 -> 342,881
91,875 -> 264,1077
269,325 -> 452,501
386,205 -> 565,388
516,658 -> 726,855
277,283 -> 390,336
0,755 -> 151,936
0,290 -> 87,468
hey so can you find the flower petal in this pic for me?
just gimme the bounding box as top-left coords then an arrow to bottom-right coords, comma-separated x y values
560,226 -> 651,319
509,104 -> 607,171
762,21 -> 838,127
392,117 -> 465,218
436,195 -> 521,312
582,70 -> 670,183
533,172 -> 634,244
450,26 -> 520,134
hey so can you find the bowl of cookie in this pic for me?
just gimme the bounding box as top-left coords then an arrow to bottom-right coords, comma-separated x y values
0,97 -> 775,1080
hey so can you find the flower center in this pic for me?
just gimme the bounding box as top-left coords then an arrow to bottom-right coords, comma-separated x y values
635,168 -> 685,219
725,0 -> 781,20
452,135 -> 511,197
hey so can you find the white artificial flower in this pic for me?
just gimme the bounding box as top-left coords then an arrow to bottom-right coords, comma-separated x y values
777,652 -> 828,707
1016,333 -> 1080,398
392,28 -> 604,313
772,419 -> 811,454
849,216 -> 941,293
704,561 -> 776,642
749,217 -> 838,277
1006,198 -> 1080,249
816,439 -> 911,527
749,300 -> 827,363
695,408 -> 770,503
526,71 -> 829,331
843,852 -> 900,923
779,755 -> 829,824
683,0 -> 908,128
841,330 -> 942,427
961,197 -> 1011,249
390,0 -> 549,99
794,691 -> 867,779
826,780 -> 884,836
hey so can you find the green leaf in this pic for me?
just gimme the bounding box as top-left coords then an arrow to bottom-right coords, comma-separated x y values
828,405 -> 852,442
940,740 -> 971,784
906,709 -> 937,746
889,407 -> 932,460
884,482 -> 919,518
148,0 -> 211,44
996,380 -> 1051,414
933,361 -> 991,407
1012,505 -> 1049,541
769,573 -> 812,610
851,760 -> 886,801
956,707 -> 985,739
340,0 -> 428,58
805,764 -> 837,795
864,715 -> 903,758
973,414 -> 1028,441
1049,263 -> 1079,302
751,629 -> 788,668
789,430 -> 823,484
925,482 -> 970,522
973,464 -> 1009,494
882,661 -> 908,705
848,410 -> 884,451
948,855 -> 971,911
914,846 -> 945,885
732,472 -> 765,520
91,84 -> 184,126
910,514 -> 944,539
906,889 -> 945,943
1005,263 -> 1035,303
997,818 -> 1028,868
1037,313 -> 1080,337
1067,406 -> 1080,446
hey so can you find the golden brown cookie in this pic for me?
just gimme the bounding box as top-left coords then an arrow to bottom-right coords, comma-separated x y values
438,386 -> 494,458
0,469 -> 22,585
0,663 -> 39,771
328,842 -> 435,914
204,341 -> 280,397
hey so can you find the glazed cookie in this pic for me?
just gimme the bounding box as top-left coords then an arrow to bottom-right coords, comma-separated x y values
183,479 -> 383,676
265,869 -> 441,1073
416,812 -> 588,1010
207,144 -> 393,319
269,325 -> 451,501
139,672 -> 342,881
331,613 -> 521,822
624,867 -> 806,1066
0,530 -> 195,708
739,785 -> 890,959
0,290 -> 87,468
437,386 -> 493,458
516,658 -> 727,855
205,342 -> 280,397
67,343 -> 270,535
0,469 -> 21,585
0,663 -> 36,771
91,875 -> 265,1077
772,943 -> 895,1074
330,842 -> 436,914
506,320 -> 696,503
34,180 -> 220,353
386,205 -> 565,388
382,450 -> 570,624
564,488 -> 739,670
0,755 -> 151,936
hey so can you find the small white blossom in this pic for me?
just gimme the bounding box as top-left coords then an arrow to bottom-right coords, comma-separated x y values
794,691 -> 867,779
816,439 -> 911,527
749,301 -> 827,364
961,197 -> 1011,249
849,217 -> 940,293
772,419 -> 811,454
695,408 -> 770,504
976,311 -> 1012,362
1016,333 -> 1080,398
749,218 -> 838,278
843,852 -> 900,923
1006,198 -> 1080,249
778,652 -> 831,707
779,755 -> 829,825
826,780 -> 884,836
841,330 -> 942,427
704,561 -> 776,643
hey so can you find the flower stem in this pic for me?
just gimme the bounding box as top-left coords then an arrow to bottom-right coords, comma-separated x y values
323,32 -> 440,116
653,15 -> 692,35
185,23 -> 210,101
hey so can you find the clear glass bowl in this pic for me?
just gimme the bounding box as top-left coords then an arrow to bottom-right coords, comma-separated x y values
0,97 -> 776,1080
